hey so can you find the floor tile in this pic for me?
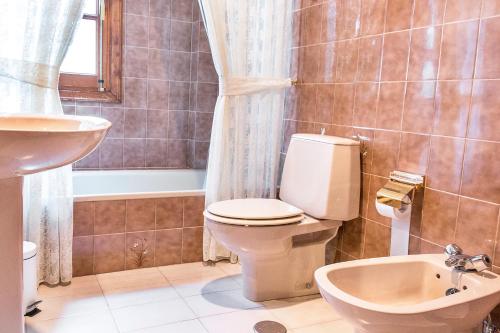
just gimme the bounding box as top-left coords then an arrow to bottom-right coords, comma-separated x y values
199,308 -> 280,333
111,299 -> 196,332
38,275 -> 102,299
170,275 -> 241,297
216,261 -> 242,275
132,319 -> 208,333
97,267 -> 168,292
183,289 -> 262,317
263,295 -> 340,329
104,284 -> 180,309
291,320 -> 355,333
25,311 -> 118,333
158,262 -> 226,281
34,294 -> 108,321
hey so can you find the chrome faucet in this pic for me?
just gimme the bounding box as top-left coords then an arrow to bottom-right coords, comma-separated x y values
444,244 -> 492,272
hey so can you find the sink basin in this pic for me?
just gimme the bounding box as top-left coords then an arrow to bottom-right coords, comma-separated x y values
0,114 -> 111,179
0,113 -> 111,333
315,254 -> 500,333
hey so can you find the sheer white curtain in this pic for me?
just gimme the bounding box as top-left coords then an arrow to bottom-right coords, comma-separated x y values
0,0 -> 84,284
198,0 -> 293,261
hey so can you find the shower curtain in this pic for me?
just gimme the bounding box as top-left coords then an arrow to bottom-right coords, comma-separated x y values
198,0 -> 293,261
0,0 -> 84,284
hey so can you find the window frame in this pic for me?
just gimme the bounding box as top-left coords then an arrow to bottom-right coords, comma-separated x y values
59,0 -> 123,103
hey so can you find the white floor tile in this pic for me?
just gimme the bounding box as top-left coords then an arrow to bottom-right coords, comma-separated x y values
170,275 -> 241,297
111,299 -> 196,332
291,320 -> 355,333
35,293 -> 108,321
263,295 -> 340,329
38,275 -> 102,299
199,308 -> 280,333
184,289 -> 262,317
132,319 -> 208,333
25,311 -> 118,333
158,262 -> 226,281
104,284 -> 180,309
97,268 -> 168,293
216,261 -> 242,275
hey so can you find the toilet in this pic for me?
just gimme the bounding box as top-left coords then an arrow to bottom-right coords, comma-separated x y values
204,134 -> 360,302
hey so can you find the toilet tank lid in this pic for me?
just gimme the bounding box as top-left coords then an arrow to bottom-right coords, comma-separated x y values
23,241 -> 37,259
292,134 -> 359,146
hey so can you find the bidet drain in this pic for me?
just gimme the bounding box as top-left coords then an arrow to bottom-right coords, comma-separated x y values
253,321 -> 287,333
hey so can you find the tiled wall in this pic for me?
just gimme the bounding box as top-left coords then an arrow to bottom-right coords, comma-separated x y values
72,196 -> 205,275
65,0 -> 217,170
287,0 -> 500,269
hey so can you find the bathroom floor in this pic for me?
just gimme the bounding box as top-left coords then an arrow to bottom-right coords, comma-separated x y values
26,262 -> 354,333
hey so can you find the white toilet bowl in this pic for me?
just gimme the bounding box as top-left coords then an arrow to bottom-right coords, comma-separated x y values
204,199 -> 342,301
205,134 -> 361,302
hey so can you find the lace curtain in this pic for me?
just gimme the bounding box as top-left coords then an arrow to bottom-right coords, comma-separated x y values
0,0 -> 84,284
198,0 -> 293,261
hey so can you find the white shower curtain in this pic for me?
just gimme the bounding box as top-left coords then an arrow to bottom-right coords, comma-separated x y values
0,0 -> 84,284
198,0 -> 293,261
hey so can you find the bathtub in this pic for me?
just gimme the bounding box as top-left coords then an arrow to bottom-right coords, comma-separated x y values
73,169 -> 206,202
72,169 -> 207,276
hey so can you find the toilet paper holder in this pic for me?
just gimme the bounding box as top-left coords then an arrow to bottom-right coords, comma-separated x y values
376,171 -> 425,209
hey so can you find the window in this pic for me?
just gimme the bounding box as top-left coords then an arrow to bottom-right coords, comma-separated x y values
59,0 -> 122,102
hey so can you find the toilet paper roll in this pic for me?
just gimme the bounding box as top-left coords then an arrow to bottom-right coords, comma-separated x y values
375,201 -> 411,220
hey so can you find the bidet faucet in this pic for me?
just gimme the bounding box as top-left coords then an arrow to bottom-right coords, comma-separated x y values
444,244 -> 492,272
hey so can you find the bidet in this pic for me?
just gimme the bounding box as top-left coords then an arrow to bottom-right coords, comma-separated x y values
315,254 -> 500,333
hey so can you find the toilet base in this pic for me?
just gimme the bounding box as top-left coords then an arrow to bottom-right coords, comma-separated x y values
240,230 -> 337,302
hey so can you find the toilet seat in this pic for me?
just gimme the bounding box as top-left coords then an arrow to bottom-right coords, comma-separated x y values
205,198 -> 304,226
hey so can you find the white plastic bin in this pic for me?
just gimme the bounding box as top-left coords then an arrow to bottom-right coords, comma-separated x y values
23,241 -> 39,314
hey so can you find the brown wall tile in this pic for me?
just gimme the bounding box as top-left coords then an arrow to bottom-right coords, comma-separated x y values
385,0 -> 413,32
126,199 -> 156,232
126,231 -> 155,269
183,196 -> 205,227
427,137 -> 465,194
421,190 -> 459,246
155,229 -> 182,266
182,227 -> 204,262
468,80 -> 500,142
362,221 -> 390,258
94,200 -> 126,235
461,140 -> 500,204
439,21 -> 479,80
455,197 -> 499,257
73,236 -> 94,277
413,0 -> 445,28
381,31 -> 411,81
156,198 -> 184,229
94,234 -> 126,274
433,80 -> 471,137
73,202 -> 94,237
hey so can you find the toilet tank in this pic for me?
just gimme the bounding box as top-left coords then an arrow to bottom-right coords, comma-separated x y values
279,134 -> 360,220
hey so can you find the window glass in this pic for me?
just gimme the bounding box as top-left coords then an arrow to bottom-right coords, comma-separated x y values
60,18 -> 97,75
82,0 -> 97,15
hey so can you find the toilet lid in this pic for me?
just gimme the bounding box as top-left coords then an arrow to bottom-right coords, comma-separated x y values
204,210 -> 304,226
207,198 -> 303,220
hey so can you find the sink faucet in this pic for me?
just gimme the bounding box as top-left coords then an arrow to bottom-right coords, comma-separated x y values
444,244 -> 492,272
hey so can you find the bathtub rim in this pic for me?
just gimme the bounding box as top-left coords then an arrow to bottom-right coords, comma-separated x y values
73,169 -> 206,202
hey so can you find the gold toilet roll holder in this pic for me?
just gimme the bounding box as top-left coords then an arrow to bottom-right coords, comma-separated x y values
376,171 -> 425,209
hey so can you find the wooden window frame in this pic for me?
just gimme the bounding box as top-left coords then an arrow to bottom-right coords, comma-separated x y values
59,0 -> 123,103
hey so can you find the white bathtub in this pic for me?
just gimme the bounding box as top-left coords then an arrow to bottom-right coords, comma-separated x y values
73,169 -> 206,202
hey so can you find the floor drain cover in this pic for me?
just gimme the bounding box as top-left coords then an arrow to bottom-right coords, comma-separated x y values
253,321 -> 287,333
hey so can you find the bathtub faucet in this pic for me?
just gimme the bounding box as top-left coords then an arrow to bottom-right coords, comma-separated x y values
444,244 -> 492,273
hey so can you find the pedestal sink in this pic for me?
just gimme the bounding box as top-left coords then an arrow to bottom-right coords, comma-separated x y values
0,114 -> 111,333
